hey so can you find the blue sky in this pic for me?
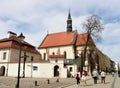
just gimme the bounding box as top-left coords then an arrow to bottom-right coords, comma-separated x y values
0,0 -> 120,63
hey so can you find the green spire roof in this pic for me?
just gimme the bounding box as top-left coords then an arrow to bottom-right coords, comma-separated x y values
67,9 -> 72,32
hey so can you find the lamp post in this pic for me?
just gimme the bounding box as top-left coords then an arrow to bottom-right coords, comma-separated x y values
16,33 -> 25,88
23,52 -> 26,78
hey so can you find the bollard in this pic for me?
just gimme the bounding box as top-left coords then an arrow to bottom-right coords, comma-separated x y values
56,79 -> 59,82
35,81 -> 37,86
47,79 -> 50,84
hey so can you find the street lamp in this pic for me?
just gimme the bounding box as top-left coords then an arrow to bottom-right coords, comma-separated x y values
16,33 -> 25,88
23,52 -> 27,78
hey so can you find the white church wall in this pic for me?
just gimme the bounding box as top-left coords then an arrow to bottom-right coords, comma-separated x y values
8,63 -> 18,77
39,49 -> 48,60
0,62 -> 67,78
39,45 -> 75,60
60,46 -> 75,59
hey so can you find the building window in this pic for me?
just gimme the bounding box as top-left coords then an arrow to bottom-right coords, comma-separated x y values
31,56 -> 34,61
52,52 -> 55,55
3,52 -> 7,60
70,67 -> 72,72
55,59 -> 58,63
64,51 -> 67,59
33,66 -> 38,71
43,53 -> 46,60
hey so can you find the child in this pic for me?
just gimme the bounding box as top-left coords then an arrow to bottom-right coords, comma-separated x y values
81,70 -> 87,86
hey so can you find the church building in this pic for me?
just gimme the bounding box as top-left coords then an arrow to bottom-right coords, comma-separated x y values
0,11 -> 111,78
38,11 -> 96,77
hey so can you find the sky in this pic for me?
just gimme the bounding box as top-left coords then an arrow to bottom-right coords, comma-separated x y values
0,0 -> 120,63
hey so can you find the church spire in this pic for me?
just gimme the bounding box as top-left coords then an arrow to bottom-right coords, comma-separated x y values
67,9 -> 72,32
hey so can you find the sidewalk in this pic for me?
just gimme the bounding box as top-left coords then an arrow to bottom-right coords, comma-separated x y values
62,74 -> 116,88
0,74 -> 119,88
113,74 -> 120,88
0,77 -> 76,88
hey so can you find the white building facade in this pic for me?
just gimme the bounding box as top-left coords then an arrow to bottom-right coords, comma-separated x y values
0,31 -> 68,78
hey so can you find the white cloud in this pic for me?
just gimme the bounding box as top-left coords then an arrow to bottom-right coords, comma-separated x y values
0,0 -> 120,63
96,22 -> 120,62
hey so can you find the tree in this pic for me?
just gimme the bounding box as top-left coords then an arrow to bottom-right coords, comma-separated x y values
82,15 -> 104,70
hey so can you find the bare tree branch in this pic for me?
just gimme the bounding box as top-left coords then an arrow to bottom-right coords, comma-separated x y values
81,14 -> 104,72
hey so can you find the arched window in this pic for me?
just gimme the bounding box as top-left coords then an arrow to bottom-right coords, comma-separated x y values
52,52 -> 55,55
43,53 -> 46,60
54,65 -> 59,77
0,66 -> 5,76
31,56 -> 34,61
64,51 -> 67,59
3,52 -> 7,60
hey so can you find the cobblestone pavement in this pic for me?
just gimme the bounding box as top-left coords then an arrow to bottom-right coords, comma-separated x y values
0,77 -> 76,88
63,73 -> 120,88
0,74 -> 119,88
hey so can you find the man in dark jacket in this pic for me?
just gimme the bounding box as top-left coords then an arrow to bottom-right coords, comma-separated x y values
92,69 -> 99,84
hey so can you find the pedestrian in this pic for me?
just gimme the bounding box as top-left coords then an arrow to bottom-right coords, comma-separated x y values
101,70 -> 106,83
81,70 -> 87,86
92,69 -> 99,84
75,72 -> 80,85
111,71 -> 114,77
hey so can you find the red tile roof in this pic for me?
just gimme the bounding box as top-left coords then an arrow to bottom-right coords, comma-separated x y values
0,36 -> 33,47
39,31 -> 95,48
76,33 -> 95,46
39,31 -> 77,48
0,60 -> 50,64
0,36 -> 39,54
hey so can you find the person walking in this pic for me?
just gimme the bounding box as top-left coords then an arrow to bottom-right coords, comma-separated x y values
101,70 -> 106,83
81,70 -> 87,86
111,71 -> 114,77
92,69 -> 99,84
75,72 -> 80,85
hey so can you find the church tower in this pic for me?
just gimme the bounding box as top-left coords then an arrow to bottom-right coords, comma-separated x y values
67,9 -> 72,32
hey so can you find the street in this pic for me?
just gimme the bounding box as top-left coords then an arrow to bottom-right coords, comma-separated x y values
0,73 -> 119,88
63,73 -> 119,88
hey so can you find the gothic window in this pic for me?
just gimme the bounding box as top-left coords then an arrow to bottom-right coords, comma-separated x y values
64,51 -> 67,59
3,52 -> 7,60
52,52 -> 55,55
31,56 -> 34,61
57,48 -> 60,54
43,53 -> 46,60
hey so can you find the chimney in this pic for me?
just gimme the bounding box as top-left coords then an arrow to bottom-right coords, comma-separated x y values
7,31 -> 17,38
